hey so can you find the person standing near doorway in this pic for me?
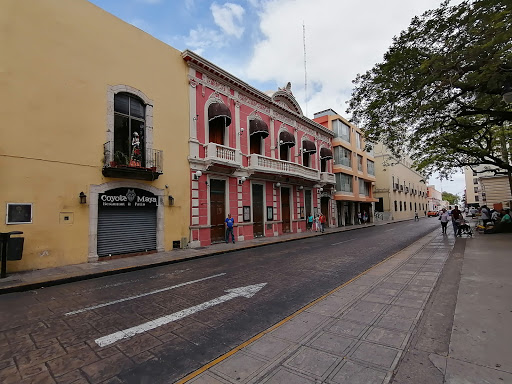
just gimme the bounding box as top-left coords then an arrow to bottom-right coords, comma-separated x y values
319,213 -> 326,232
225,213 -> 235,244
307,213 -> 314,231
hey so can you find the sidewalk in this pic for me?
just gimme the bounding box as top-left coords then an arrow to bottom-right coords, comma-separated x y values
174,229 -> 512,384
1,220 -> 398,293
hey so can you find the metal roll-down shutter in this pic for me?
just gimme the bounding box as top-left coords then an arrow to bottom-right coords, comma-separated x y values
97,207 -> 156,257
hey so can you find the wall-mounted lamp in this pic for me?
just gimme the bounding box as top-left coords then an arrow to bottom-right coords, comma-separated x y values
192,114 -> 199,121
238,176 -> 247,185
168,195 -> 175,206
298,186 -> 304,190
238,128 -> 245,136
318,187 -> 324,193
79,191 -> 87,204
192,170 -> 203,180
274,182 -> 281,189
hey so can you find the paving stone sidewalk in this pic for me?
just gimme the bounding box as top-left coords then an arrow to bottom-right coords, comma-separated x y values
183,229 -> 454,384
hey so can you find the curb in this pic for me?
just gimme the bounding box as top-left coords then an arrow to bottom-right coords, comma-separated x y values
0,224 -> 378,294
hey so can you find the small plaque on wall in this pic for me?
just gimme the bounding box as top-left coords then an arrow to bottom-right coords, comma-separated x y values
299,206 -> 305,219
267,206 -> 273,221
243,206 -> 251,222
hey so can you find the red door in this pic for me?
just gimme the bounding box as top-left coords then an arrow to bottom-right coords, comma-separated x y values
281,187 -> 291,233
210,179 -> 226,242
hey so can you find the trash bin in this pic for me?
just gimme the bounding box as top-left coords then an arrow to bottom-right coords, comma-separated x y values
0,231 -> 24,278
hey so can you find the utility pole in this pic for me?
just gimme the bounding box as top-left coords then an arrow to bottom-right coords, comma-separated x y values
303,22 -> 308,117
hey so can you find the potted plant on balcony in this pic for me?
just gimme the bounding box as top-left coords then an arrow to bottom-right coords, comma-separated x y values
113,151 -> 129,167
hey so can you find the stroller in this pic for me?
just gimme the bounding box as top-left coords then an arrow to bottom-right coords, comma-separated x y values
457,218 -> 473,237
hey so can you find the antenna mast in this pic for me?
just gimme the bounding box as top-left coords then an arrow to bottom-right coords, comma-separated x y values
303,22 -> 308,117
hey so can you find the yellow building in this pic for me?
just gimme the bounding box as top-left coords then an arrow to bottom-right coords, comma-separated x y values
1,0 -> 190,272
313,110 -> 378,225
373,143 -> 428,221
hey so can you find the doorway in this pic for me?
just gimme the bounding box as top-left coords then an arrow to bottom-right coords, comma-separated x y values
210,179 -> 226,242
305,189 -> 312,219
281,187 -> 291,232
252,184 -> 264,237
321,196 -> 330,227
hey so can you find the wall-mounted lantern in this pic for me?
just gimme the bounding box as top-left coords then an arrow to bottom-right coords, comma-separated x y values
79,192 -> 87,204
168,195 -> 175,206
192,170 -> 202,180
273,182 -> 281,189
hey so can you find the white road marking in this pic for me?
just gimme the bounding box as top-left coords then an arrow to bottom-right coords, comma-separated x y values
94,283 -> 267,347
331,239 -> 354,246
385,228 -> 396,232
65,273 -> 226,316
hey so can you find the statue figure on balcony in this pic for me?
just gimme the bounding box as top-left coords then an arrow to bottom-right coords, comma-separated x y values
130,131 -> 142,167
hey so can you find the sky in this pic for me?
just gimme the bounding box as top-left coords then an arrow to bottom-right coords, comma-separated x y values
88,0 -> 466,197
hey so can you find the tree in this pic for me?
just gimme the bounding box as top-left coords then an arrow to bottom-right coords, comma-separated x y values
347,0 -> 512,192
442,191 -> 460,205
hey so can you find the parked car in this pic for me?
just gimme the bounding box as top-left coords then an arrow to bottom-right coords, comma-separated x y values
427,210 -> 439,217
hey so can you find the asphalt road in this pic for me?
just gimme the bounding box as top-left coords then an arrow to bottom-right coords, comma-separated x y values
0,219 -> 440,384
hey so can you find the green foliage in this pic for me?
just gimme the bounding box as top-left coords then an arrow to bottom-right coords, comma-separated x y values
442,191 -> 460,205
348,0 -> 512,179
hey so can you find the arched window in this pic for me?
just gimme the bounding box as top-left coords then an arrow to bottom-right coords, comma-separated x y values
114,93 -> 145,166
208,102 -> 231,145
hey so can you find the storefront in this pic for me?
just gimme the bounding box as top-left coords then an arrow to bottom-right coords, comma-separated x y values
88,182 -> 165,262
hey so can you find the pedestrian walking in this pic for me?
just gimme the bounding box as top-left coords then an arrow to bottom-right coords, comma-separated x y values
357,211 -> 362,225
225,213 -> 235,244
451,205 -> 463,237
439,208 -> 449,234
314,215 -> 320,232
491,209 -> 500,223
363,211 -> 368,224
414,210 -> 419,221
307,213 -> 314,231
319,213 -> 326,232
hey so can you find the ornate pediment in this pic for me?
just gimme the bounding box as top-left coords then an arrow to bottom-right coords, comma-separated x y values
271,82 -> 303,115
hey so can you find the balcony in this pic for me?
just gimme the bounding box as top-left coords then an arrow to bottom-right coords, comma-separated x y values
320,172 -> 336,184
103,142 -> 163,181
405,187 -> 409,194
393,183 -> 398,191
204,143 -> 242,168
248,154 -> 319,182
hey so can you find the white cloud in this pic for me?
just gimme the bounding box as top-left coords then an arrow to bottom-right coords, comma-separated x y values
211,2 -> 245,38
246,0 -> 450,119
174,26 -> 227,55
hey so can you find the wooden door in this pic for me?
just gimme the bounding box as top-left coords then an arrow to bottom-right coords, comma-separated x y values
250,135 -> 261,154
305,190 -> 312,218
209,121 -> 224,145
252,184 -> 264,237
210,179 -> 226,242
321,197 -> 329,228
281,187 -> 291,233
280,145 -> 289,161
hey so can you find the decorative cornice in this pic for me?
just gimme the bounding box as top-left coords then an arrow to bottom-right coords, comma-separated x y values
182,50 -> 333,138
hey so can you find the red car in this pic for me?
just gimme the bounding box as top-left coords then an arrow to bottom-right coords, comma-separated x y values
427,211 -> 439,217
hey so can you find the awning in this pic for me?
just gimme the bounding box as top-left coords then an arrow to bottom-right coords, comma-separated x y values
320,147 -> 333,160
208,103 -> 232,126
302,140 -> 316,154
249,119 -> 269,138
279,131 -> 295,147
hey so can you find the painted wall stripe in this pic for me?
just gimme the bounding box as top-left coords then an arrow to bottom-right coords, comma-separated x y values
65,273 -> 226,316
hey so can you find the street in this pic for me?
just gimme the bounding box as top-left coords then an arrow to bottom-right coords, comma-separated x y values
0,219 -> 440,384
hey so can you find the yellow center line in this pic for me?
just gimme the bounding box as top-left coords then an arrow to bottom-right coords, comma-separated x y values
175,235 -> 429,384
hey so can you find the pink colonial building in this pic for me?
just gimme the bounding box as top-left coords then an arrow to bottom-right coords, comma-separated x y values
182,51 -> 336,247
